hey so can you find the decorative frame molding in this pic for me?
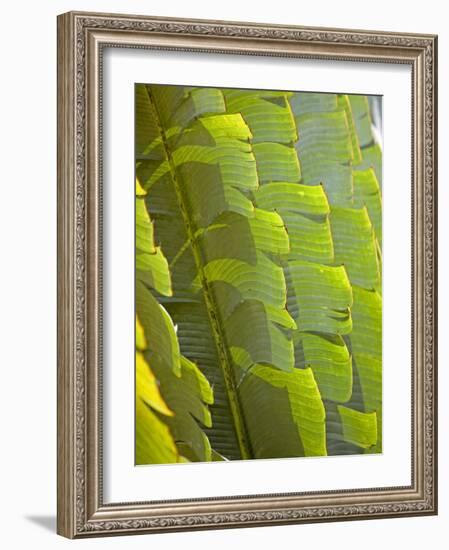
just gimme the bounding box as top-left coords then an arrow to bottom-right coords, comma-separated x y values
57,11 -> 438,538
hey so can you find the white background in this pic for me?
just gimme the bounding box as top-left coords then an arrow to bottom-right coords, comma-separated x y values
0,0 -> 445,548
104,49 -> 411,502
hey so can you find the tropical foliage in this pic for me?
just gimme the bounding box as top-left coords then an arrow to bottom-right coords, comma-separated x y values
135,83 -> 382,464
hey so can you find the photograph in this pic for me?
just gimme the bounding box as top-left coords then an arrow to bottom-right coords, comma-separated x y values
55,9 -> 437,538
0,0 -> 442,543
135,83 -> 383,465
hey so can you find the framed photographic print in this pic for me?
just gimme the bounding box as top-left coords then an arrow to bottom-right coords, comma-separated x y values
57,11 -> 438,538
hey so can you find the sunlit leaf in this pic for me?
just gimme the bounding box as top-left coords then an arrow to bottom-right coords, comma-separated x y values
135,83 -> 383,463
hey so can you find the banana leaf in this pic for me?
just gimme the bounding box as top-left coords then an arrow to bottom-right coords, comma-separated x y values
135,83 -> 383,462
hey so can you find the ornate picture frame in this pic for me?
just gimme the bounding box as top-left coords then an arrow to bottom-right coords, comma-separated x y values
57,11 -> 438,538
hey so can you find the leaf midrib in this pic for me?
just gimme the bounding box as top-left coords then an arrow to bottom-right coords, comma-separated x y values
147,88 -> 252,460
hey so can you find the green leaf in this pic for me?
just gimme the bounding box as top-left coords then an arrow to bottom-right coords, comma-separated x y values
359,143 -> 382,184
136,194 -> 172,296
252,142 -> 301,183
204,209 -> 291,258
349,95 -> 375,148
348,95 -> 382,184
337,95 -> 363,164
295,333 -> 352,403
254,182 -> 334,263
353,168 -> 382,248
294,110 -> 354,163
142,84 -> 319,460
136,350 -> 173,417
137,281 -> 214,462
349,286 -> 382,452
139,152 -> 244,458
135,319 -> 179,465
162,300 -> 242,460
135,85 -> 164,159
300,159 -> 354,207
337,406 -> 378,449
255,182 -> 330,217
289,92 -> 338,115
286,260 -> 353,334
196,210 -> 290,318
136,397 -> 179,465
286,91 -> 382,454
224,89 -> 297,144
136,280 -> 181,376
170,116 -> 258,228
164,87 -> 226,129
291,96 -> 359,208
225,300 -> 295,372
136,84 -> 383,463
330,206 -> 380,289
238,365 -> 327,457
135,85 -> 214,463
